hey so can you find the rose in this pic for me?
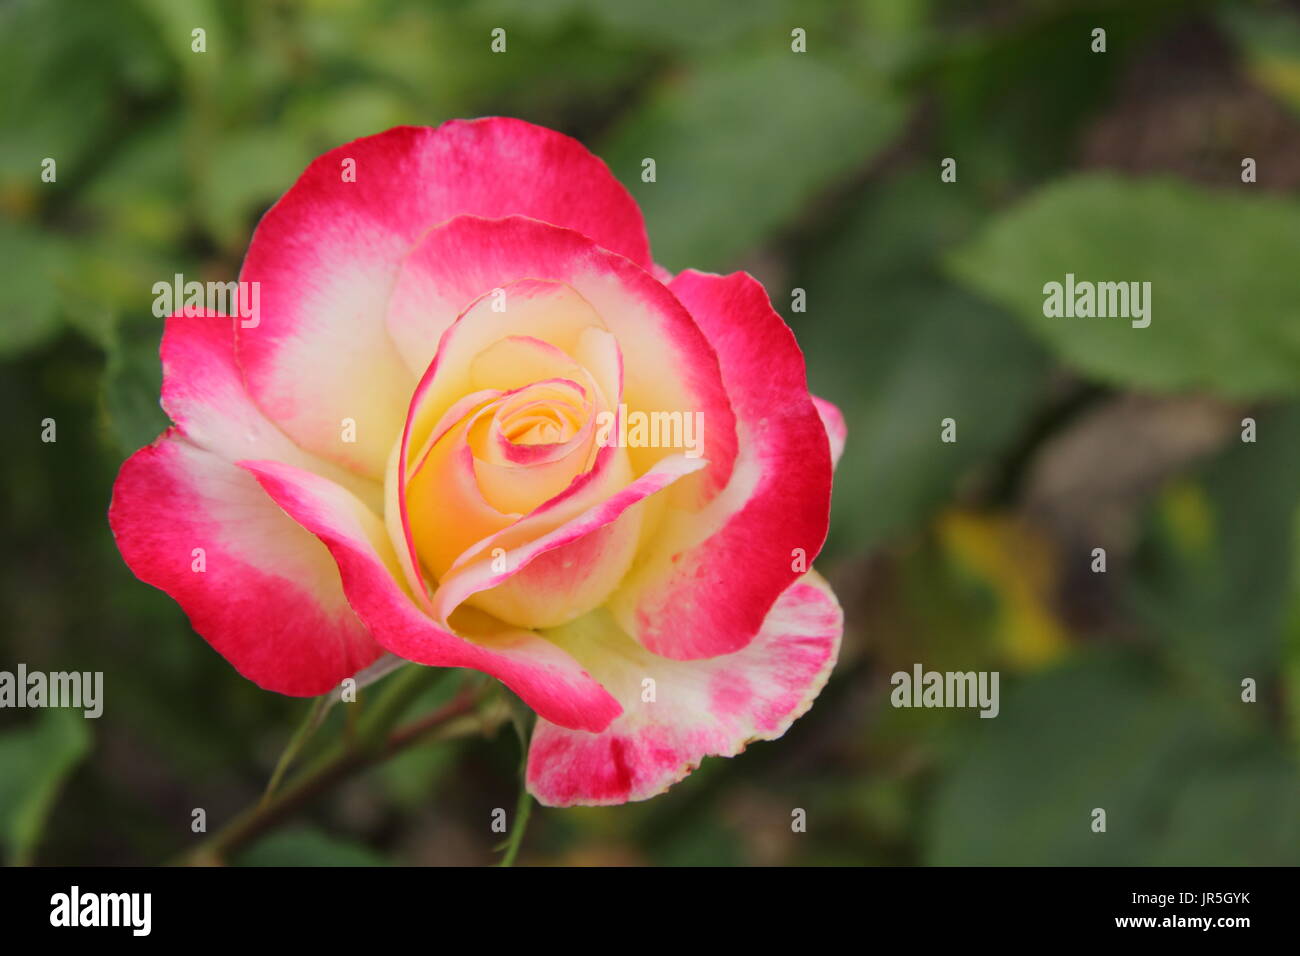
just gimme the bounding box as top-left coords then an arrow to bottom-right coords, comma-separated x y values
109,119 -> 846,806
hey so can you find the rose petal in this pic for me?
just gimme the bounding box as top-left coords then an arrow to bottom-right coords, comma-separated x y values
161,310 -> 382,509
241,459 -> 622,732
471,379 -> 597,513
109,432 -> 383,696
812,395 -> 846,469
383,216 -> 737,496
390,277 -> 610,431
430,453 -> 708,630
237,119 -> 652,477
527,572 -> 843,806
404,401 -> 524,581
393,280 -> 620,595
607,270 -> 834,660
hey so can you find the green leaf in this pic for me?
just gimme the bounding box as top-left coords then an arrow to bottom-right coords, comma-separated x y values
929,4 -> 1170,186
563,0 -> 790,52
601,53 -> 904,271
654,820 -> 744,866
926,654 -> 1300,865
0,709 -> 91,865
237,827 -> 388,867
195,127 -> 315,252
79,118 -> 190,250
948,174 -> 1300,398
102,324 -> 168,453
0,220 -> 72,359
1220,3 -> 1300,118
0,0 -> 170,190
1152,751 -> 1300,866
793,172 -> 1048,552
1288,505 -> 1300,755
825,286 -> 1047,552
1130,404 -> 1300,684
380,740 -> 460,810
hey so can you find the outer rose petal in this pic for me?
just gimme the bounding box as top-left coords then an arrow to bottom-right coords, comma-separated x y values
160,310 -> 382,509
241,459 -> 622,732
813,395 -> 846,469
109,432 -> 383,696
608,270 -> 833,660
237,119 -> 652,477
527,572 -> 843,807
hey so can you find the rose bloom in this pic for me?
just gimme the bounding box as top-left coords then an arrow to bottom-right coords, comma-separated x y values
110,119 -> 846,806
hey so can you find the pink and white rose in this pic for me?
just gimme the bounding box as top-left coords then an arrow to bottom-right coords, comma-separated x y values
109,118 -> 846,805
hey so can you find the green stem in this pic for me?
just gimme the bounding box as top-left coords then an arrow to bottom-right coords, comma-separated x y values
177,687 -> 484,866
498,786 -> 534,867
497,697 -> 537,867
261,694 -> 330,805
353,662 -> 449,751
177,667 -> 495,866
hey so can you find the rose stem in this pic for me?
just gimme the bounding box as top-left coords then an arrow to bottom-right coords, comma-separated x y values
176,686 -> 490,866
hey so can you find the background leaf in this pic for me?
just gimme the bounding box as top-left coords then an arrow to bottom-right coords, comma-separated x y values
949,174 -> 1300,398
926,654 -> 1300,865
1220,2 -> 1300,118
0,709 -> 91,865
0,221 -> 69,359
1130,404 -> 1300,686
237,827 -> 390,867
793,171 -> 1049,553
602,53 -> 905,271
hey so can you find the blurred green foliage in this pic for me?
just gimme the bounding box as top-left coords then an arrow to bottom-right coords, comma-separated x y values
951,173 -> 1300,397
2,0 -> 1299,865
0,709 -> 89,865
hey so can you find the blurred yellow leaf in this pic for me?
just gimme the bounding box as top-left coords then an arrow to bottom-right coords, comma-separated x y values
937,510 -> 1069,670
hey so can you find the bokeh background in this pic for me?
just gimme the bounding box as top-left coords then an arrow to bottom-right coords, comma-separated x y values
3,0 -> 1300,866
